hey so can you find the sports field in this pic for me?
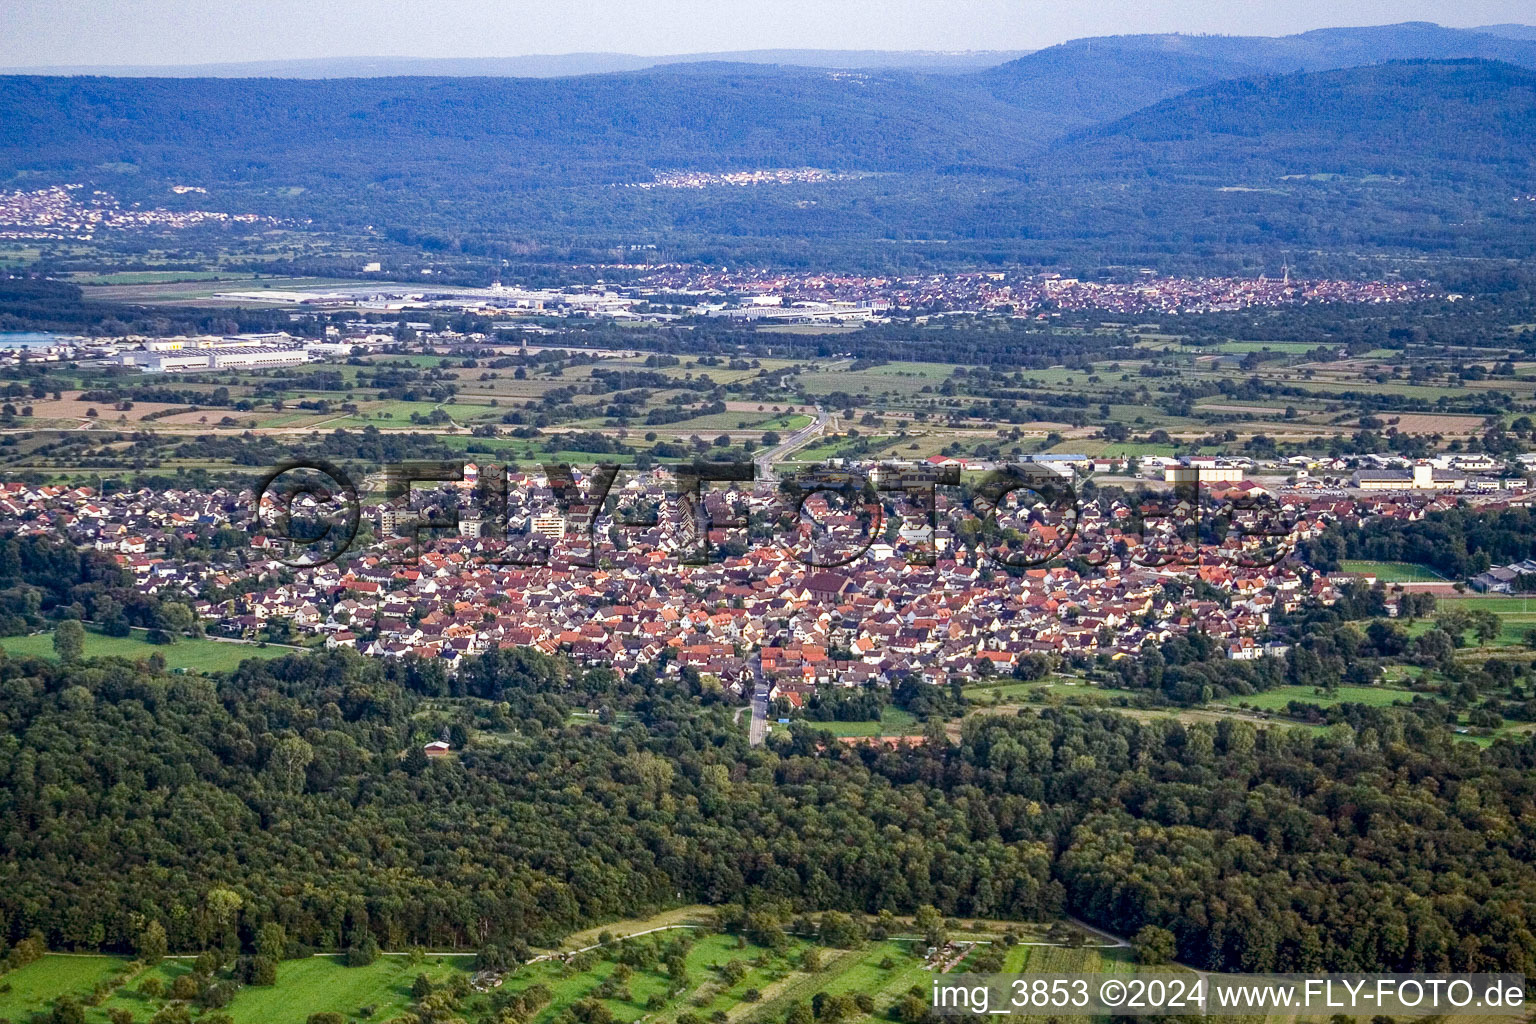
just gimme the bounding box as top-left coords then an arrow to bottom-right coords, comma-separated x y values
1337,560 -> 1445,583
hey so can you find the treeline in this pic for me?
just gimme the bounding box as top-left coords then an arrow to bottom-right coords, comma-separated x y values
167,427 -> 463,470
1303,506 -> 1536,579
2,641 -> 1536,975
0,533 -> 166,637
0,278 -> 306,338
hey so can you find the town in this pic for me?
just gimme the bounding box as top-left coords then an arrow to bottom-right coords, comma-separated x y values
10,450 -> 1519,729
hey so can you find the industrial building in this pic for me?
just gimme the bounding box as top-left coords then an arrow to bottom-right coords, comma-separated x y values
1351,462 -> 1466,491
1164,457 -> 1247,485
209,347 -> 309,370
127,345 -> 310,373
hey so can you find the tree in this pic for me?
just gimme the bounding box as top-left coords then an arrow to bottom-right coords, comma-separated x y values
51,996 -> 85,1024
893,992 -> 928,1024
267,736 -> 313,792
1470,609 -> 1502,646
1132,925 -> 1178,966
817,912 -> 865,949
411,973 -> 434,999
256,922 -> 286,961
53,619 -> 85,664
204,889 -> 243,937
194,949 -> 222,977
107,1009 -> 135,1024
913,904 -> 946,948
135,920 -> 168,965
249,955 -> 277,986
403,744 -> 429,774
345,933 -> 380,967
159,602 -> 197,637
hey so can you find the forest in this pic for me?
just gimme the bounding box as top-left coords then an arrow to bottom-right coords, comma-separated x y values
2,640 -> 1535,981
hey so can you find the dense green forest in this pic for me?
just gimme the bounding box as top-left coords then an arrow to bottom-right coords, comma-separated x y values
2,640 -> 1535,976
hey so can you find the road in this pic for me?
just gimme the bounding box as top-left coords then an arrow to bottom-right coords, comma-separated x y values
748,653 -> 770,747
754,404 -> 831,486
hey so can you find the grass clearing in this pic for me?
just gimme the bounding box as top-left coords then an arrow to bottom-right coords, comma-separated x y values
1425,596 -> 1536,647
0,953 -> 473,1024
1218,684 -> 1424,711
214,955 -> 472,1024
0,626 -> 294,673
0,955 -> 134,1022
799,706 -> 920,737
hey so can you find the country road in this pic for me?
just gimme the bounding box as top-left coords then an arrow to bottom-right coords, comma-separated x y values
754,404 -> 830,485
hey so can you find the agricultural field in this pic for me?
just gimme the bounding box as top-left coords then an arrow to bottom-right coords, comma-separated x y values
4,285 -> 1535,493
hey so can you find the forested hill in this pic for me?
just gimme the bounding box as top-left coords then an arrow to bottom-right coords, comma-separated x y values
1043,59 -> 1536,189
971,22 -> 1536,133
2,54 -> 1535,263
0,69 -> 1041,187
0,49 -> 1035,79
1000,21 -> 1536,79
4,57 -> 1533,191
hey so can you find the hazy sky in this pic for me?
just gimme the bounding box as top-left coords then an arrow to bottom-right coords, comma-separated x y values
6,0 -> 1534,66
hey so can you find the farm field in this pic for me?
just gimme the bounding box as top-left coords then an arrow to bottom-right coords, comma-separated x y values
7,300 -> 1526,489
0,626 -> 295,673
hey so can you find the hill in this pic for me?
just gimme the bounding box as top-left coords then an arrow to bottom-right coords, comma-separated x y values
1476,23 -> 1536,41
1043,58 -> 1536,189
0,48 -> 1032,79
1,50 -> 1534,264
0,68 -> 1036,189
970,22 -> 1536,135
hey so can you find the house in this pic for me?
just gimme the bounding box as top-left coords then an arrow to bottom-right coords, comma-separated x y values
423,741 -> 451,757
